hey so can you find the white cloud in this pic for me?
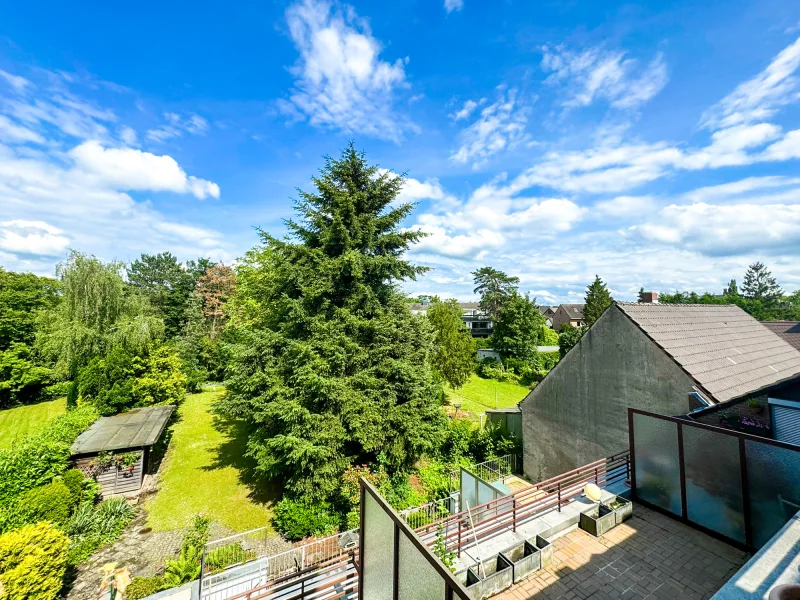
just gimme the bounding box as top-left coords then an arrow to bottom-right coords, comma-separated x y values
146,112 -> 209,142
682,176 -> 800,203
0,115 -> 44,144
594,195 -> 657,217
69,141 -> 220,199
450,88 -> 530,168
444,0 -> 463,14
449,98 -> 485,122
0,220 -> 69,256
0,70 -> 31,91
631,202 -> 800,256
280,0 -> 414,141
119,126 -> 138,146
701,37 -> 800,130
541,45 -> 668,110
761,128 -> 800,160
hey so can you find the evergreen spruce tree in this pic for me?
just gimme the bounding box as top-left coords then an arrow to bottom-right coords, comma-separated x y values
220,145 -> 446,500
583,275 -> 613,329
742,262 -> 782,304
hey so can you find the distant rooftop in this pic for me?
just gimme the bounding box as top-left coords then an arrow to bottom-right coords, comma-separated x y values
71,405 -> 175,455
617,303 -> 800,403
560,303 -> 585,318
762,321 -> 800,351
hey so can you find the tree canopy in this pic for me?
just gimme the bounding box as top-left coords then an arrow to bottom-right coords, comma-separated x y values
219,145 -> 446,501
127,252 -> 194,338
742,262 -> 782,304
492,293 -> 545,361
583,275 -> 613,329
426,298 -> 476,389
472,267 -> 519,321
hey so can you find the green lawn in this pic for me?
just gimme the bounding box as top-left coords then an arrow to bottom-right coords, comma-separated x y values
145,389 -> 277,533
0,398 -> 66,449
446,374 -> 528,420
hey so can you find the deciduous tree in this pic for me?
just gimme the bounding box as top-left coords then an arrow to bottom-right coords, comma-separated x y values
492,293 -> 545,361
427,298 -> 476,389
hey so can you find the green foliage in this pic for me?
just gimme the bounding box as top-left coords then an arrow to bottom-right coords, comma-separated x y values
583,275 -> 613,329
540,326 -> 559,346
219,145 -> 446,501
37,251 -> 164,379
205,543 -> 256,574
126,577 -> 166,600
558,324 -> 583,358
0,343 -> 53,408
273,498 -> 338,541
742,262 -> 783,304
415,459 -> 455,501
77,345 -> 186,415
432,524 -> 456,572
0,268 -> 59,352
475,357 -> 519,383
0,405 -> 98,507
441,417 -> 473,461
164,544 -> 203,587
492,293 -> 545,361
181,513 -> 211,553
65,498 -> 135,566
41,380 -> 71,401
427,299 -> 476,389
0,522 -> 69,600
471,266 -> 519,321
127,252 -> 195,338
538,350 -> 560,371
16,481 -> 73,527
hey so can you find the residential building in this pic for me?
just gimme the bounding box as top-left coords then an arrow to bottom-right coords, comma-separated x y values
550,303 -> 584,331
519,302 -> 800,482
410,300 -> 493,338
537,305 -> 556,328
762,320 -> 800,351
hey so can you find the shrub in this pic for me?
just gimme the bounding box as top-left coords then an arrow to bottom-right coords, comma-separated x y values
538,350 -> 560,372
273,498 -> 338,541
540,326 -> 559,346
41,380 -> 72,401
0,522 -> 70,600
441,417 -> 472,460
0,405 -> 98,507
65,498 -> 135,566
17,481 -> 73,527
181,513 -> 211,553
60,469 -> 86,509
93,497 -> 135,537
164,544 -> 203,587
126,576 -> 166,600
131,346 -> 187,408
0,343 -> 53,408
205,543 -> 255,573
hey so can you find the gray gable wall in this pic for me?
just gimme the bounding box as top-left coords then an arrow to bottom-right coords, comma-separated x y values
520,304 -> 696,482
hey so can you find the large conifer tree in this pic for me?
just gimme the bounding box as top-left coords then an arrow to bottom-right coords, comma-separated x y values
220,145 -> 445,500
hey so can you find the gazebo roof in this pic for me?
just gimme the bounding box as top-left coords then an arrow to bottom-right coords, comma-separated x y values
71,405 -> 175,455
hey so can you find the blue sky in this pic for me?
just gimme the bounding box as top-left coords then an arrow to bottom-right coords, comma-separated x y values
2,0 -> 800,303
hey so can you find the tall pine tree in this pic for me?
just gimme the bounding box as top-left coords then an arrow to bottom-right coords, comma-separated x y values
583,275 -> 613,329
742,262 -> 782,304
220,145 -> 446,500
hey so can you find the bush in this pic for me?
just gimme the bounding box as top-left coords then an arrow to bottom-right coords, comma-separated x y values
540,326 -> 559,346
164,545 -> 202,587
205,543 -> 256,574
94,497 -> 135,537
18,481 -> 73,527
181,513 -> 211,553
40,380 -> 72,401
60,469 -> 86,510
441,417 -> 472,460
538,350 -> 560,371
131,346 -> 187,408
0,522 -> 70,600
0,343 -> 53,408
273,498 -> 338,541
126,576 -> 166,600
0,405 -> 98,507
65,498 -> 135,566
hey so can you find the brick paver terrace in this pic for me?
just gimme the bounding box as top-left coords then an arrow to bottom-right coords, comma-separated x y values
491,505 -> 749,600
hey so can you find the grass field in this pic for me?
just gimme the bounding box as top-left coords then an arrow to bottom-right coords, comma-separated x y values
446,374 -> 529,420
145,389 -> 276,533
0,398 -> 66,449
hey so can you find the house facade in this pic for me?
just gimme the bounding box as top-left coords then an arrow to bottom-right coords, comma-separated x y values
410,300 -> 493,338
551,304 -> 584,331
520,302 -> 800,481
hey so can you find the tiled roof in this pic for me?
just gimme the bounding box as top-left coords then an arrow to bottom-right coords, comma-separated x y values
761,321 -> 800,351
560,304 -> 584,318
616,303 -> 800,403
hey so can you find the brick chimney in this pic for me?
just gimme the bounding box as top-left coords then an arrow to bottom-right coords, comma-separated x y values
640,291 -> 659,304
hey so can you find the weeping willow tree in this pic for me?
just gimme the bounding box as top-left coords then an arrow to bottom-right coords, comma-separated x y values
37,251 -> 164,379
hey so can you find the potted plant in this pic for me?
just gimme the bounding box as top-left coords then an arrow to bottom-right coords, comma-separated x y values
500,540 -> 541,583
748,398 -> 764,414
89,451 -> 115,477
116,452 -> 140,477
466,554 -> 513,600
602,496 -> 633,526
579,504 -> 617,537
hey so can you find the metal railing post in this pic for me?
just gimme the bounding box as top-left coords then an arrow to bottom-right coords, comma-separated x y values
457,520 -> 462,557
594,467 -> 599,485
512,498 -> 517,532
557,482 -> 561,512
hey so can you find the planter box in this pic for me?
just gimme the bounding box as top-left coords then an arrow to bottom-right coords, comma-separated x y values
579,504 -> 617,537
603,496 -> 633,526
466,554 -> 513,600
500,540 -> 541,583
533,534 -> 553,568
454,569 -> 482,600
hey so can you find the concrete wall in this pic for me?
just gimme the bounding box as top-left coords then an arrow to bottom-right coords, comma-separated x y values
520,304 -> 696,481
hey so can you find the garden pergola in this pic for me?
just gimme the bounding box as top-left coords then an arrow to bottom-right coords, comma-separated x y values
70,405 -> 175,496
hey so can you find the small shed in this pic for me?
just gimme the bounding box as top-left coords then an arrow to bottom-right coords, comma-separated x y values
71,405 -> 175,496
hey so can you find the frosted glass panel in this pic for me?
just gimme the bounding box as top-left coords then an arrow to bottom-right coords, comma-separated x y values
398,531 -> 444,600
633,413 -> 682,515
362,491 -> 395,600
746,440 -> 800,548
460,469 -> 477,512
683,427 -> 745,542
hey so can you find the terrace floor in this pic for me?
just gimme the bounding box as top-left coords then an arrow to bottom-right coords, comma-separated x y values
492,505 -> 749,600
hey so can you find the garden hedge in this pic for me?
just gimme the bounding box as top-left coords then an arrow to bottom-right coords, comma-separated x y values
0,522 -> 69,600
